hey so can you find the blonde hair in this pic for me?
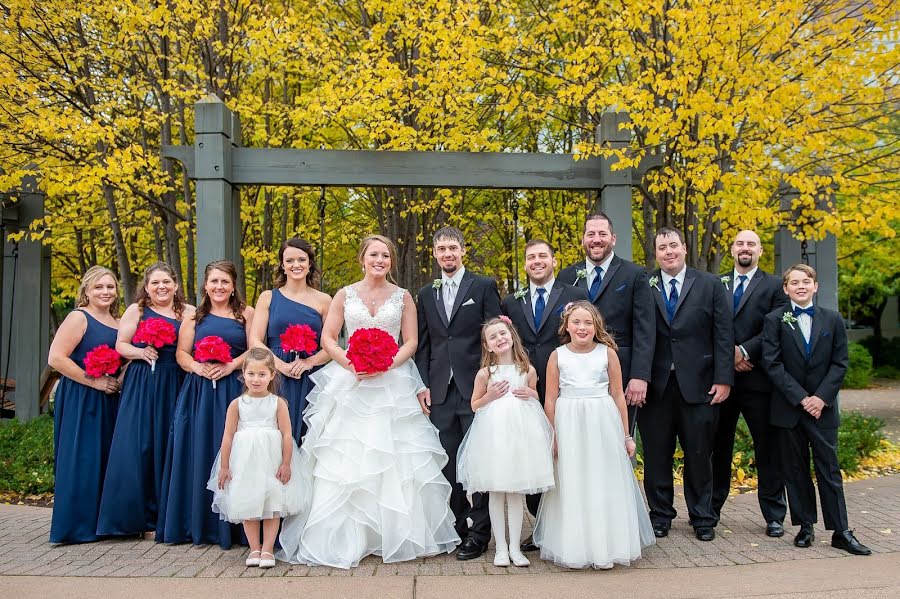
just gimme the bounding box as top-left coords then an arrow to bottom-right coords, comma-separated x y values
480,317 -> 531,375
357,235 -> 398,284
782,263 -> 817,285
558,300 -> 618,350
241,347 -> 280,396
76,266 -> 121,319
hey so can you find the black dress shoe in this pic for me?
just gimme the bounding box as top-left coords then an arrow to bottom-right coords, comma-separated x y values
456,537 -> 488,561
519,535 -> 539,552
766,521 -> 785,538
794,524 -> 815,548
694,527 -> 715,541
652,523 -> 670,538
831,530 -> 872,556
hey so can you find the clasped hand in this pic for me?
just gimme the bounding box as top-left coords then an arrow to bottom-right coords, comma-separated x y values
801,395 -> 826,419
194,361 -> 236,381
278,357 -> 311,379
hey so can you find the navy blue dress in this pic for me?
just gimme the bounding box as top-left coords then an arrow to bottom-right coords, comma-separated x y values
156,313 -> 248,548
266,288 -> 322,443
96,307 -> 184,536
50,310 -> 119,544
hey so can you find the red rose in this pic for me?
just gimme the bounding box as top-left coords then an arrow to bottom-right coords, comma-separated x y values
194,336 -> 233,363
280,324 -> 318,355
346,328 -> 399,374
132,317 -> 177,348
84,345 -> 122,378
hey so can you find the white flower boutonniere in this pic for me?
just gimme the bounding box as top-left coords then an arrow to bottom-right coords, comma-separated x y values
782,312 -> 798,330
575,268 -> 588,282
432,279 -> 443,290
648,276 -> 659,288
720,275 -> 731,288
514,287 -> 527,300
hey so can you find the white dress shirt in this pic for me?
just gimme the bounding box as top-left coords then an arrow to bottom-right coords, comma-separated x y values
732,266 -> 758,296
586,253 -> 615,289
791,300 -> 814,343
529,278 -> 555,317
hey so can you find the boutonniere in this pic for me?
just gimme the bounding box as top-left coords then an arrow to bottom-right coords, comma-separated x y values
575,268 -> 588,282
781,312 -> 798,330
720,275 -> 731,288
648,276 -> 659,288
514,287 -> 527,300
432,279 -> 443,290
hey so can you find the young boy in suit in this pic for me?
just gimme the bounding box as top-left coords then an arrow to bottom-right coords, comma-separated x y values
761,264 -> 870,555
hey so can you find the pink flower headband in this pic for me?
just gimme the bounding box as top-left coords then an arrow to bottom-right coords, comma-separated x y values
498,315 -> 512,325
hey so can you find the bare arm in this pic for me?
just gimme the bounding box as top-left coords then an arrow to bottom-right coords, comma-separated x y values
543,351 -> 560,425
251,290 -> 294,376
116,304 -> 157,363
321,288 -> 350,369
48,311 -> 119,393
208,306 -> 256,382
275,397 -> 294,484
471,368 -> 507,411
391,291 -> 419,368
216,400 -> 240,489
175,317 -> 206,377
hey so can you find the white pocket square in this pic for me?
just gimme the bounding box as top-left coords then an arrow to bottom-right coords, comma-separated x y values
462,298 -> 475,306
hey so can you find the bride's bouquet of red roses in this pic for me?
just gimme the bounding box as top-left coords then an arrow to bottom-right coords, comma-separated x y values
346,328 -> 399,374
132,317 -> 177,373
194,335 -> 233,389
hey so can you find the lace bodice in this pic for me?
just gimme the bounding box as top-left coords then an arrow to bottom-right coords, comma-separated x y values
343,285 -> 406,341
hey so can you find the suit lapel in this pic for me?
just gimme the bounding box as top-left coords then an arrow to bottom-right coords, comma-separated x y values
673,270 -> 695,316
434,284 -> 450,328
807,309 -> 825,358
784,310 -> 808,357
448,271 -> 474,323
519,290 -> 537,333
538,285 -> 564,331
735,272 -> 762,316
594,256 -> 621,301
651,271 -> 669,323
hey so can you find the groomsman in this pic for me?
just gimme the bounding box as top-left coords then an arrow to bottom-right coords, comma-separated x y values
416,226 -> 502,560
501,239 -> 587,535
558,213 -> 655,432
639,227 -> 733,541
762,264 -> 870,555
711,230 -> 789,537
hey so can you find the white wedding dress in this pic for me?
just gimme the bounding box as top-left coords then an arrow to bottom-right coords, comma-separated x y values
277,285 -> 460,568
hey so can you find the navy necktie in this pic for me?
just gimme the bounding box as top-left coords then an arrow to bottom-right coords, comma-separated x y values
588,266 -> 604,301
665,279 -> 679,321
733,274 -> 747,313
793,306 -> 815,318
534,288 -> 546,329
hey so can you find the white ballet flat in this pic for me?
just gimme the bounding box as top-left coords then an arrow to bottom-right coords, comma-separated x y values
259,552 -> 276,568
493,544 -> 510,567
245,550 -> 261,567
509,550 -> 530,567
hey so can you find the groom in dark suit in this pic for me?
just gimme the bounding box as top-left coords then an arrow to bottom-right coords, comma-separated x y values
557,213 -> 655,432
416,226 -> 502,560
711,230 -> 789,537
500,240 -> 587,531
639,227 -> 733,541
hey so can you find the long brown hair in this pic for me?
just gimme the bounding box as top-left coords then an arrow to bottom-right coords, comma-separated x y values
273,237 -> 320,289
134,262 -> 188,320
76,265 -> 121,319
358,235 -> 398,284
557,300 -> 618,350
240,347 -> 281,396
480,316 -> 531,375
195,261 -> 246,326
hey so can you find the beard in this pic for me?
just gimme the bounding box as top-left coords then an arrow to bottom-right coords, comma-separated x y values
585,243 -> 612,263
737,254 -> 753,268
441,263 -> 459,274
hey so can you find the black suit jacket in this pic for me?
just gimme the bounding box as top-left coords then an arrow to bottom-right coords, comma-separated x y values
416,270 -> 502,405
558,255 -> 655,385
501,282 -> 588,402
762,305 -> 847,429
648,268 -> 734,404
723,270 -> 790,392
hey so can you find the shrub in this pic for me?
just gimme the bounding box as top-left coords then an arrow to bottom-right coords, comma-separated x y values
858,335 -> 900,369
836,412 -> 885,473
0,415 -> 55,495
874,365 -> 900,380
843,342 -> 873,389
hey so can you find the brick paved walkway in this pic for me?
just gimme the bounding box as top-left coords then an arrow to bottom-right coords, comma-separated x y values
1,475 -> 897,578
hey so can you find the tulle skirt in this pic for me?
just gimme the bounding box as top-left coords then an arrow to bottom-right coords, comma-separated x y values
207,427 -> 306,523
534,391 -> 655,569
277,360 -> 460,568
457,396 -> 555,494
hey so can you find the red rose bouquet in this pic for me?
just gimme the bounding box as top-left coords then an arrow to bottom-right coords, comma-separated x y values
194,335 -> 233,389
280,323 -> 318,359
83,344 -> 122,379
346,328 -> 399,374
132,317 -> 177,373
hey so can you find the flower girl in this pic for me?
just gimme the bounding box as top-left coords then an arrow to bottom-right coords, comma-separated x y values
208,348 -> 305,568
457,316 -> 554,567
534,301 -> 655,569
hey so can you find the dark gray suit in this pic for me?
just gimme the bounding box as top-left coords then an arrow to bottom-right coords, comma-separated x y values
416,269 -> 501,543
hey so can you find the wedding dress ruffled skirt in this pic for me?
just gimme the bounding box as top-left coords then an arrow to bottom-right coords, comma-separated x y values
277,360 -> 460,568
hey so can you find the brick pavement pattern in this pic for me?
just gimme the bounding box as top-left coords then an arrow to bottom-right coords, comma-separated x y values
1,475 -> 897,578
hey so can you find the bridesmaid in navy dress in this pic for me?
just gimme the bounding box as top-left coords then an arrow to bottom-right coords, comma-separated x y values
251,238 -> 331,443
48,266 -> 122,543
97,262 -> 193,538
156,260 -> 254,548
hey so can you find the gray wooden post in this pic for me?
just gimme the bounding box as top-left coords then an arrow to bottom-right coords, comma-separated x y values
597,112 -> 633,261
194,95 -> 242,291
13,173 -> 50,421
775,190 -> 839,311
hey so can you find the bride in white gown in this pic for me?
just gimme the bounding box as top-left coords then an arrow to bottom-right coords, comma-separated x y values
277,235 -> 460,568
